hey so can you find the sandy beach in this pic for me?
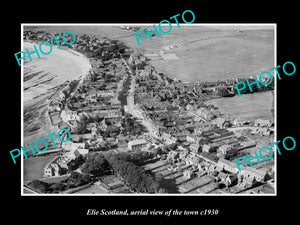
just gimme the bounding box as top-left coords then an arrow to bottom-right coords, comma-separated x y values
23,41 -> 91,107
23,41 -> 91,144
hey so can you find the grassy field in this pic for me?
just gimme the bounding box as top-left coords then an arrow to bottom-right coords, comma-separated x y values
143,27 -> 274,82
23,155 -> 58,181
205,91 -> 274,121
24,25 -> 274,82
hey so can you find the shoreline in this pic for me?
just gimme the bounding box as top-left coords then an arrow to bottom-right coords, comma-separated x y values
23,40 -> 92,145
22,30 -> 275,195
23,40 -> 92,106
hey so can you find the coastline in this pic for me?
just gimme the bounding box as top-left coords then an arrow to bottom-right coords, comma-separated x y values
23,41 -> 91,84
23,40 -> 92,145
22,29 -> 275,195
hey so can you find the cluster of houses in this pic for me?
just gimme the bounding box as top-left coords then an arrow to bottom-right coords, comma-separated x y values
43,142 -> 89,177
233,118 -> 273,136
29,30 -> 274,193
119,25 -> 140,32
24,30 -> 128,61
124,50 -> 274,192
47,67 -> 125,134
56,58 -> 142,151
36,32 -> 141,177
165,148 -> 272,189
41,35 -> 174,179
24,30 -> 73,48
130,61 -> 261,162
43,155 -> 68,177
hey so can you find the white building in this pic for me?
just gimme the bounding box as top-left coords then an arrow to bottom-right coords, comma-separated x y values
240,166 -> 267,182
255,119 -> 272,127
62,142 -> 85,151
128,139 -> 148,151
217,158 -> 239,174
44,163 -> 60,177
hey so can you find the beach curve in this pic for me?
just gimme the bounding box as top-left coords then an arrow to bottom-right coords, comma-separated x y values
23,41 -> 92,145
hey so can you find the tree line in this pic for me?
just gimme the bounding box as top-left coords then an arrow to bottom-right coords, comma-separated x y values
105,154 -> 166,193
28,150 -> 170,194
27,171 -> 92,193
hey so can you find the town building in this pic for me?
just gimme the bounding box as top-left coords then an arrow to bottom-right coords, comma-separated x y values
217,158 -> 239,174
183,169 -> 195,179
62,142 -> 85,151
167,150 -> 179,162
189,143 -> 201,153
185,153 -> 201,165
73,149 -> 89,158
233,118 -> 250,127
44,163 -> 60,177
216,171 -> 227,182
217,144 -> 238,158
255,119 -> 272,127
196,107 -> 215,120
240,166 -> 268,182
251,127 -> 271,136
225,173 -> 238,187
214,117 -> 230,128
202,144 -> 216,153
128,139 -> 148,151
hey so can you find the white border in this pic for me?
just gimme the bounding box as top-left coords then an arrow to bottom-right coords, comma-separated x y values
21,24 -> 24,195
21,23 -> 277,196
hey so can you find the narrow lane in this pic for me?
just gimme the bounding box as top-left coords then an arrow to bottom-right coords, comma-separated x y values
121,60 -> 160,139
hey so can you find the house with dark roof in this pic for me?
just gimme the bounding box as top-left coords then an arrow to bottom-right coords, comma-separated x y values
225,173 -> 238,187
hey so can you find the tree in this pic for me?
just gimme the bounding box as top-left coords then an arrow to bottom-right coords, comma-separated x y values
50,182 -> 66,192
153,147 -> 163,156
67,154 -> 85,171
217,86 -> 229,97
157,177 -> 179,193
80,173 -> 92,184
67,171 -> 91,187
66,182 -> 76,189
27,180 -> 51,193
81,152 -> 110,176
105,153 -> 161,193
141,151 -> 152,160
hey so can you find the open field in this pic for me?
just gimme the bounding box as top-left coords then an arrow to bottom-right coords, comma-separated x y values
23,155 -> 59,181
123,25 -> 274,82
205,91 -> 274,121
24,25 -> 274,82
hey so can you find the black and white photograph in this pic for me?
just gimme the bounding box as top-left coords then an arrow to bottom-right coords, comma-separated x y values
3,4 -> 298,223
21,24 -> 276,195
